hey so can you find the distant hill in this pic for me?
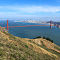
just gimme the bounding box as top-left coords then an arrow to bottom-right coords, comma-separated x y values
0,27 -> 60,60
47,21 -> 60,25
54,22 -> 60,25
15,20 -> 41,24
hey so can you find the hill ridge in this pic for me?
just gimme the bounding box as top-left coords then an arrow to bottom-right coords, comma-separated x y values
0,28 -> 60,60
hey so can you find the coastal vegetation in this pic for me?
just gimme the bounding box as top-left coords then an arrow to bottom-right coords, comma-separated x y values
0,27 -> 60,60
33,36 -> 53,43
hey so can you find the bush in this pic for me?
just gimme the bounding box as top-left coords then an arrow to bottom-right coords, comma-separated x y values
45,37 -> 53,43
34,36 -> 53,43
25,45 -> 28,48
43,36 -> 53,43
33,36 -> 41,39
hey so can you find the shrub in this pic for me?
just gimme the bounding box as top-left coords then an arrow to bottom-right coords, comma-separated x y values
45,37 -> 53,43
34,36 -> 53,43
33,36 -> 41,39
25,45 -> 28,48
43,36 -> 53,43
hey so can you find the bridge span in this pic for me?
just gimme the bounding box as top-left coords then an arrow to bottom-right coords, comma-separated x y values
1,20 -> 54,30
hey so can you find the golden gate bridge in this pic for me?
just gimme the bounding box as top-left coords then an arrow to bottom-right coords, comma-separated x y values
0,20 -> 59,30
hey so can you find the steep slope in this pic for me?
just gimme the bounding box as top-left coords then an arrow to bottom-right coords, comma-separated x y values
0,29 -> 60,60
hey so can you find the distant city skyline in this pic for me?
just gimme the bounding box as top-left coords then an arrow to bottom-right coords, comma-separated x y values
0,0 -> 60,21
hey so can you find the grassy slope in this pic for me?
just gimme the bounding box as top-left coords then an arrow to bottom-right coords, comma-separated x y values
0,31 -> 60,60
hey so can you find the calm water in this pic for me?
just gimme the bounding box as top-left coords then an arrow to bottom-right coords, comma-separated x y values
0,20 -> 60,46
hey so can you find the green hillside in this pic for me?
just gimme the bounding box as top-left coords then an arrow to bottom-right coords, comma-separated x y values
0,27 -> 60,60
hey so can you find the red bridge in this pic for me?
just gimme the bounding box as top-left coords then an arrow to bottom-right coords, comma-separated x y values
2,20 -> 54,30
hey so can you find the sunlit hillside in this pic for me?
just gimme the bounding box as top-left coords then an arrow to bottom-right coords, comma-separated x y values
0,27 -> 60,60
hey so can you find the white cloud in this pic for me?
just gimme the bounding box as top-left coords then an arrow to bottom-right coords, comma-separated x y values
0,5 -> 60,19
18,6 -> 60,13
0,6 -> 60,13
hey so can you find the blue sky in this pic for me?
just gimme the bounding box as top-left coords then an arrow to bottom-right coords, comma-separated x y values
0,0 -> 60,21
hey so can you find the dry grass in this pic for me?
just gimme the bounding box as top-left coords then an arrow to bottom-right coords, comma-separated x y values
0,30 -> 60,60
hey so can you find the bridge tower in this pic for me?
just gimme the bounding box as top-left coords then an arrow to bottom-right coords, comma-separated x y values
7,19 -> 8,30
50,21 -> 52,29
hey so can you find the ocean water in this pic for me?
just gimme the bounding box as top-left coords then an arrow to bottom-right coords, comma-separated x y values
0,20 -> 60,46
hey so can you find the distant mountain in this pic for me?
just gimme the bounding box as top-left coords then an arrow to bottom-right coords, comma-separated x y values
15,20 -> 41,23
23,20 -> 40,23
15,20 -> 48,24
47,21 -> 60,25
54,22 -> 60,25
